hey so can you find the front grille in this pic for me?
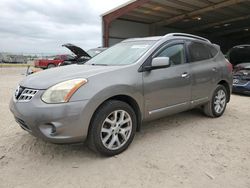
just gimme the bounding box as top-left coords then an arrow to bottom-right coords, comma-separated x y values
17,88 -> 38,102
15,117 -> 31,132
15,86 -> 24,100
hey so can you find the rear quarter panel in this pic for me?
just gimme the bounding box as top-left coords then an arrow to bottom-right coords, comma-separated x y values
218,53 -> 233,91
207,53 -> 233,101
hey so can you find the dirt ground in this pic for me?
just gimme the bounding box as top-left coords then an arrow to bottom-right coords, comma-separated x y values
0,67 -> 250,188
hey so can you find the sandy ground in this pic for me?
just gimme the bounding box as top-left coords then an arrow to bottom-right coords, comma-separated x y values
0,67 -> 250,188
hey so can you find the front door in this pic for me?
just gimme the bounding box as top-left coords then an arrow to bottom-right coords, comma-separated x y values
143,41 -> 192,120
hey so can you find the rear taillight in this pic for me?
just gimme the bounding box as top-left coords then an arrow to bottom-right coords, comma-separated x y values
225,59 -> 233,73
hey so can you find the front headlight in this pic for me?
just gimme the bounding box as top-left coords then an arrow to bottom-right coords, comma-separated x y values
41,79 -> 87,103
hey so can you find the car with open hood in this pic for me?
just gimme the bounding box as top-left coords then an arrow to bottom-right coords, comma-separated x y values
59,46 -> 106,66
34,44 -> 91,69
10,33 -> 232,156
227,45 -> 250,68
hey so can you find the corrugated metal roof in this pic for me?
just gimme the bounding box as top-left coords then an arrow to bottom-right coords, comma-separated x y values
101,0 -> 137,16
103,0 -> 250,38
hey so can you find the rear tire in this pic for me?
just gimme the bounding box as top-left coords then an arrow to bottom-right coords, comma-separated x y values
87,100 -> 137,156
203,85 -> 228,118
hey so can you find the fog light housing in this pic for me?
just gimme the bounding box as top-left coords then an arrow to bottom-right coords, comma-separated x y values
39,123 -> 57,136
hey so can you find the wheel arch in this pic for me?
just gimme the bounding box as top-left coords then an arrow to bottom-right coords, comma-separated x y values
88,94 -> 142,139
217,80 -> 231,102
108,95 -> 142,132
47,63 -> 56,68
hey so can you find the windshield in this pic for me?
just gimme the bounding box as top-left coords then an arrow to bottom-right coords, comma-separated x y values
85,41 -> 156,66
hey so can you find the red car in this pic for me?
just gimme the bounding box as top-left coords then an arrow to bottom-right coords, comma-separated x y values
34,54 -> 74,69
34,44 -> 91,69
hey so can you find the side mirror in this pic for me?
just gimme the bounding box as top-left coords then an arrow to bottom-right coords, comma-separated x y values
143,57 -> 170,71
152,57 -> 170,68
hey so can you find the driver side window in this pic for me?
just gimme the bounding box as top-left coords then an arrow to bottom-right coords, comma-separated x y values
156,44 -> 185,66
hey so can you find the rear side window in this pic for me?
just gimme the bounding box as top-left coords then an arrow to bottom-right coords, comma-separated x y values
188,42 -> 211,62
54,55 -> 61,60
207,45 -> 218,57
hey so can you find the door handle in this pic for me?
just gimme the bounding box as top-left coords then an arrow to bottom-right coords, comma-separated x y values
181,72 -> 190,78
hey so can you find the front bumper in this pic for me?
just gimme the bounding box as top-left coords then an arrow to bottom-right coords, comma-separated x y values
232,82 -> 250,95
9,90 -> 90,144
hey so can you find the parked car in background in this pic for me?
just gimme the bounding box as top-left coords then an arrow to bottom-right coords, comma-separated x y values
34,54 -> 73,69
59,47 -> 106,66
34,44 -> 91,69
10,55 -> 27,64
1,54 -> 27,64
227,45 -> 250,68
233,63 -> 250,95
10,33 -> 232,156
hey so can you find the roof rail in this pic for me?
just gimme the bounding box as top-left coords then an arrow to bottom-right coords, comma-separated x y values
165,33 -> 211,43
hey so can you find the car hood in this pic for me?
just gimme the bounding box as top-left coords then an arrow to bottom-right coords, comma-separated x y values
228,46 -> 250,66
20,65 -> 121,89
234,63 -> 250,69
62,43 -> 91,58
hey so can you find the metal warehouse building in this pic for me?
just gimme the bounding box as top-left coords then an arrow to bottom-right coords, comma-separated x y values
102,0 -> 250,52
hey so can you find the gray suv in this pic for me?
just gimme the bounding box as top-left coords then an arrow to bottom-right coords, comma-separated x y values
10,33 -> 233,156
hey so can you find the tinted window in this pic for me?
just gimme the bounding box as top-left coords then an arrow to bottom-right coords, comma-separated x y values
156,44 -> 185,66
188,42 -> 211,62
54,55 -> 61,60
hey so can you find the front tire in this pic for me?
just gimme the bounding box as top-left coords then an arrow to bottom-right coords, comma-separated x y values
203,85 -> 228,118
88,100 -> 137,156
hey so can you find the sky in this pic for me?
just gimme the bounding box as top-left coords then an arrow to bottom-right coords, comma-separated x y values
0,0 -> 130,54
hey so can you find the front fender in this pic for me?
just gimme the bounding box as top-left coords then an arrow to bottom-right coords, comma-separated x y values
76,85 -> 144,138
85,84 -> 143,119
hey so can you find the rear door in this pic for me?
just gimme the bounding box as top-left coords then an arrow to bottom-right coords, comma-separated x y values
187,41 -> 219,105
143,41 -> 192,120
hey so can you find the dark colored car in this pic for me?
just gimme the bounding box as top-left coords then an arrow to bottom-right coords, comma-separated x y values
233,63 -> 250,95
227,45 -> 250,67
60,47 -> 106,66
35,44 -> 91,69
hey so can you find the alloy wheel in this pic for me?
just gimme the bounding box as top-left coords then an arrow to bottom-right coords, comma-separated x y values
213,89 -> 226,114
100,110 -> 132,150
